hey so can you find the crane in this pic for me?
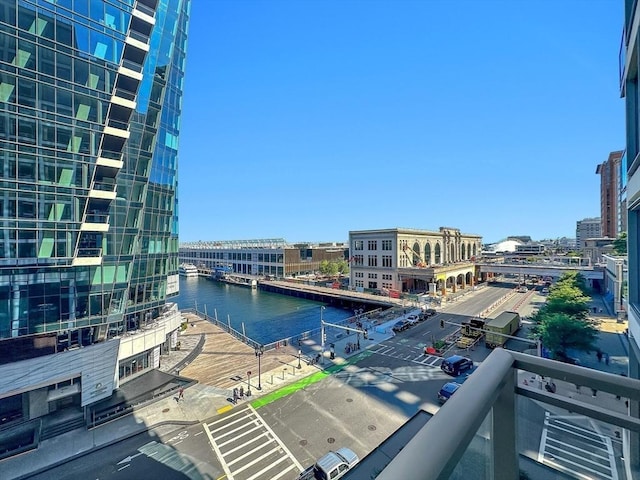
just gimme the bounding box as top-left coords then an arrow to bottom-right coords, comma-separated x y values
402,245 -> 427,267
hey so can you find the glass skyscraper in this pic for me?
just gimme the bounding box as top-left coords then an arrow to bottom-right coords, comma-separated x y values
0,0 -> 190,428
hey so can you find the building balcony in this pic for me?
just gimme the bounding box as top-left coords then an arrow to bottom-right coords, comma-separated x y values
347,348 -> 640,480
89,181 -> 117,201
81,213 -> 109,232
72,248 -> 102,266
96,155 -> 124,171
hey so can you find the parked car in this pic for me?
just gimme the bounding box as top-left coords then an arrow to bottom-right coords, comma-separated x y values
297,447 -> 360,480
441,355 -> 474,376
406,314 -> 420,325
392,320 -> 411,333
437,382 -> 462,403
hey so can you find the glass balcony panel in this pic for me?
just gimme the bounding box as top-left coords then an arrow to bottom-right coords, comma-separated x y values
448,412 -> 491,480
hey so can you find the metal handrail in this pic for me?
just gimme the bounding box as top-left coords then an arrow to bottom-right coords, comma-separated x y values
376,348 -> 640,480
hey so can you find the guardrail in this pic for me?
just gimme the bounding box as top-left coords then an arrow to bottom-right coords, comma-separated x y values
372,348 -> 640,480
184,306 -> 385,353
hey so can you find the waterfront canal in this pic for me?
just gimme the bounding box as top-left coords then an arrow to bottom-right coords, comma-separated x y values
174,277 -> 353,344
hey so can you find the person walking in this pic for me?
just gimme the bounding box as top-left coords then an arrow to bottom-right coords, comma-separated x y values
178,387 -> 184,400
596,350 -> 603,363
232,388 -> 239,404
239,386 -> 244,398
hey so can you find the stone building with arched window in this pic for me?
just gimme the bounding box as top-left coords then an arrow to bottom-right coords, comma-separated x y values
348,227 -> 482,297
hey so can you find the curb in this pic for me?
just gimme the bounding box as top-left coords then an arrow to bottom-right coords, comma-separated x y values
17,420 -> 200,480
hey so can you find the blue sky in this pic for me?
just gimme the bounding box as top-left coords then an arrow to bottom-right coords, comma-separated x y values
177,0 -> 624,245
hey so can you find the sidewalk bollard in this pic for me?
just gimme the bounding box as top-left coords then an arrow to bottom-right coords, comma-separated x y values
282,368 -> 286,380
270,374 -> 273,385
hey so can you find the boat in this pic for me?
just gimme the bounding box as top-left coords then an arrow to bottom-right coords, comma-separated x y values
179,263 -> 199,277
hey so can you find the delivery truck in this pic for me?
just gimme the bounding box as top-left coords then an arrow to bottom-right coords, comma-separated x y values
484,311 -> 521,348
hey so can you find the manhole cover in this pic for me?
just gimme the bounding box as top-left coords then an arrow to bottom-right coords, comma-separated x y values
299,439 -> 308,446
346,398 -> 353,403
368,425 -> 376,431
327,437 -> 335,444
162,408 -> 170,413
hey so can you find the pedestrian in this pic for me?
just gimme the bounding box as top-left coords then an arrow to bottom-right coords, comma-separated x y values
596,350 -> 603,363
604,352 -> 610,365
232,388 -> 238,404
178,387 -> 184,400
239,386 -> 244,398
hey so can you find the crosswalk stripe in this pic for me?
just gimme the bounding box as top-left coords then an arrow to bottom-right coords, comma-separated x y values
228,444 -> 281,470
248,461 -> 298,480
232,445 -> 282,475
248,405 -> 304,471
207,407 -> 248,426
203,422 -> 233,480
222,431 -> 269,456
217,424 -> 263,448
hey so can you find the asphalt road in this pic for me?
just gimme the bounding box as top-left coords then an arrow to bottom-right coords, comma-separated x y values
30,283 -> 565,480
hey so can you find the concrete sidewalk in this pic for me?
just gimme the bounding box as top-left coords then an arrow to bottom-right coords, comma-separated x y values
5,309 -> 406,480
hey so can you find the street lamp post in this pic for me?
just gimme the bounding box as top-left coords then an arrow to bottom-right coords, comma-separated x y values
255,345 -> 264,390
320,306 -> 326,365
297,349 -> 301,369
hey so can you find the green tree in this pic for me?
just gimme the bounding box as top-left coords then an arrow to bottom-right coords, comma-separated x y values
318,260 -> 329,275
552,271 -> 589,295
337,259 -> 349,275
545,283 -> 590,319
535,313 -> 599,359
613,232 -> 627,255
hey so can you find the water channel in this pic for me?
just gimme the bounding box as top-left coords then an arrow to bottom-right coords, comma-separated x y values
174,277 -> 353,344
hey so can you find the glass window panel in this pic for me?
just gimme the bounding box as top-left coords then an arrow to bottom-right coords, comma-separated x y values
56,52 -> 72,81
17,118 -> 36,144
16,39 -> 35,69
74,0 -> 89,18
74,23 -> 90,54
55,18 -> 72,46
0,72 -> 16,102
73,58 -> 89,86
0,1 -> 16,26
0,34 -> 16,64
40,84 -> 55,112
17,78 -> 36,106
38,46 -> 55,76
17,5 -> 36,32
18,229 -> 36,258
90,0 -> 104,23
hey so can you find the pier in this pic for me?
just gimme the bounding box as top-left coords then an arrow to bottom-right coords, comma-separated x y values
258,279 -> 399,310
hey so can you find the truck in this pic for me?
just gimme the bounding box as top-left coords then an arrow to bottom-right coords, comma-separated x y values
297,448 -> 360,480
484,311 -> 521,348
456,317 -> 485,349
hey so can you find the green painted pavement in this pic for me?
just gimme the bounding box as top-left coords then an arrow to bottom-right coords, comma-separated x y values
251,350 -> 373,408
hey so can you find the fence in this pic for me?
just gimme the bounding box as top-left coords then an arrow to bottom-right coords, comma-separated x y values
183,306 -> 385,353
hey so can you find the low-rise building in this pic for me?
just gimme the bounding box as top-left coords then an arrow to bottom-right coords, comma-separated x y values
348,227 -> 482,296
179,239 -> 348,279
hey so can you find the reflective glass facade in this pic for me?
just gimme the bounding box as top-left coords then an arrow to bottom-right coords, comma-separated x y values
0,0 -> 190,362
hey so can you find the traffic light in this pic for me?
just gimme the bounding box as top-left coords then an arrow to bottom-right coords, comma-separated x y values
440,319 -> 445,329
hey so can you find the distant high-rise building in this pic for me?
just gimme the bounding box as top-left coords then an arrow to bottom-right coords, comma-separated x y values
596,150 -> 624,238
0,0 -> 190,429
575,217 -> 601,249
